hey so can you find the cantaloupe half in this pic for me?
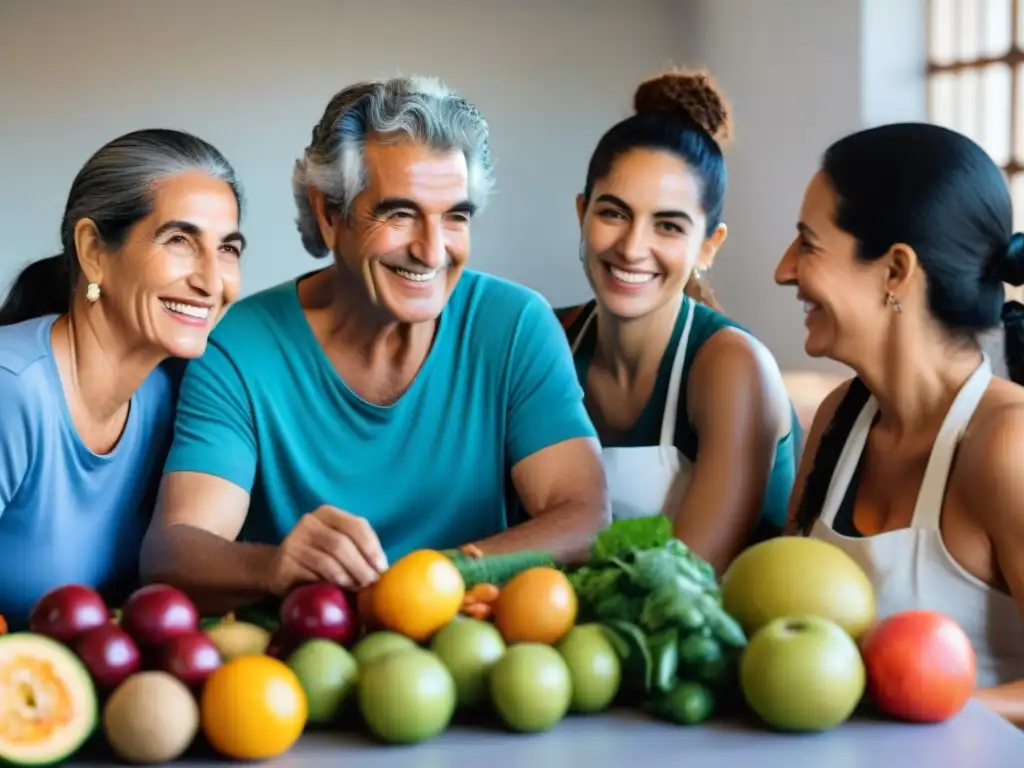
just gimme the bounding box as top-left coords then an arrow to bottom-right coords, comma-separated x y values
0,633 -> 98,766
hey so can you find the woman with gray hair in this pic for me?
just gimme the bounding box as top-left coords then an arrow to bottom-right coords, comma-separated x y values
0,128 -> 246,630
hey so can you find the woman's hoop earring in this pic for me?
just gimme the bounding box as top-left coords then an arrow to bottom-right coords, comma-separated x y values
86,283 -> 101,303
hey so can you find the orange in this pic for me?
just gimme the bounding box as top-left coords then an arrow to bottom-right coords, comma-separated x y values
372,549 -> 465,642
200,655 -> 307,761
494,567 -> 578,645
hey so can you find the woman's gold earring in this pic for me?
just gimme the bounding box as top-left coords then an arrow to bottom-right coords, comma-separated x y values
886,291 -> 901,314
86,282 -> 101,303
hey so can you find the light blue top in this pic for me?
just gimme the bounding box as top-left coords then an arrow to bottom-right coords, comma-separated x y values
0,315 -> 176,630
163,269 -> 597,562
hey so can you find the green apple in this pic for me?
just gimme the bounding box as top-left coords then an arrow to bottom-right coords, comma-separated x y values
358,648 -> 456,744
429,618 -> 506,708
352,631 -> 417,667
489,643 -> 572,733
556,624 -> 621,713
740,615 -> 865,732
285,639 -> 358,725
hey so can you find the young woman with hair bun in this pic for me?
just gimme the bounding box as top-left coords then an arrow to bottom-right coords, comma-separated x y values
777,123 -> 1024,719
558,69 -> 800,574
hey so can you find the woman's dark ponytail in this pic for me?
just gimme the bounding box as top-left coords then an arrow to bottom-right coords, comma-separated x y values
0,128 -> 242,328
0,255 -> 73,326
1000,232 -> 1024,386
794,378 -> 871,535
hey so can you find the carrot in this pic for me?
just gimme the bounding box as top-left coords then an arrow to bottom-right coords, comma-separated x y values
467,583 -> 500,604
461,602 -> 492,621
0,614 -> 6,635
448,550 -> 556,589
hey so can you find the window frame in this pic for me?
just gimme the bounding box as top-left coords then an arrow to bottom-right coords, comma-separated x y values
927,0 -> 1024,299
926,0 -> 1020,173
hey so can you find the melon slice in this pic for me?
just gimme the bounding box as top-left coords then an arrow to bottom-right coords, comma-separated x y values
0,633 -> 98,766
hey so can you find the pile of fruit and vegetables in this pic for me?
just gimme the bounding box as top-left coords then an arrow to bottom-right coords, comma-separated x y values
0,518 -> 979,765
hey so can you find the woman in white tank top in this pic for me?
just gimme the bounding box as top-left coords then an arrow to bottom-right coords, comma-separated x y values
774,123 -> 1024,725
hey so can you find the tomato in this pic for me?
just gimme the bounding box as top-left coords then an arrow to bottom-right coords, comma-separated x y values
860,610 -> 976,723
200,655 -> 307,760
494,567 -> 578,645
372,550 -> 465,642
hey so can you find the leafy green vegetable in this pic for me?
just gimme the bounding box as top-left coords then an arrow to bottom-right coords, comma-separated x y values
639,578 -> 705,633
565,517 -> 749,725
593,593 -> 645,624
602,620 -> 653,697
591,517 -> 673,559
694,592 -> 747,648
647,628 -> 680,694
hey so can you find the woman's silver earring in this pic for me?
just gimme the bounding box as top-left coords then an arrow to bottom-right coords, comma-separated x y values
693,266 -> 707,280
86,282 -> 101,303
886,291 -> 901,313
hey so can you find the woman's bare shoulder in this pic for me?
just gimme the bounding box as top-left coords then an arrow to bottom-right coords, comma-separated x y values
954,379 -> 1024,519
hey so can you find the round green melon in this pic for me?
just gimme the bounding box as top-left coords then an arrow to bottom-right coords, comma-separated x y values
0,633 -> 98,766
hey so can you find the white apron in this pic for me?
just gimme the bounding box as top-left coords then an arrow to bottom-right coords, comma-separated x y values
810,354 -> 1024,688
571,300 -> 696,522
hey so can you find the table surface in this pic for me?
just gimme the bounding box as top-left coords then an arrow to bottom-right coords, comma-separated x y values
68,699 -> 1022,768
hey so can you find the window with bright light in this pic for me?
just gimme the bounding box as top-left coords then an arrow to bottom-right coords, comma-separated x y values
927,0 -> 1020,228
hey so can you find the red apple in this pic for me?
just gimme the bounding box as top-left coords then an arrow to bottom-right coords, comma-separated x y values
120,584 -> 199,647
280,583 -> 358,646
74,623 -> 142,691
153,631 -> 222,688
265,628 -> 302,660
29,585 -> 109,644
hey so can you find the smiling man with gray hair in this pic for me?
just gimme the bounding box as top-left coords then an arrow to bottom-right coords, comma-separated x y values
139,75 -> 609,612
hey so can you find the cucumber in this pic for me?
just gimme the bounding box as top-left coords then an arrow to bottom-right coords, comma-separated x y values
445,550 -> 556,588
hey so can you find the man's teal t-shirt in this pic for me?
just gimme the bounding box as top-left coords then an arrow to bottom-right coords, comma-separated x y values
163,269 -> 597,561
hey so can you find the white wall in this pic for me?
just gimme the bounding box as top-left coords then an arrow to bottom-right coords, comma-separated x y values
0,0 -> 677,306
0,0 -> 937,373
681,0 -> 930,372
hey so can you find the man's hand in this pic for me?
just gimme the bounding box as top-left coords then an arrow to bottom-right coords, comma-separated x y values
268,506 -> 389,596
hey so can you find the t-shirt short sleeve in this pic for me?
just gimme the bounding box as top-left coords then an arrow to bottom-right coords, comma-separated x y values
162,341 -> 258,492
0,370 -> 32,517
505,294 -> 597,466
